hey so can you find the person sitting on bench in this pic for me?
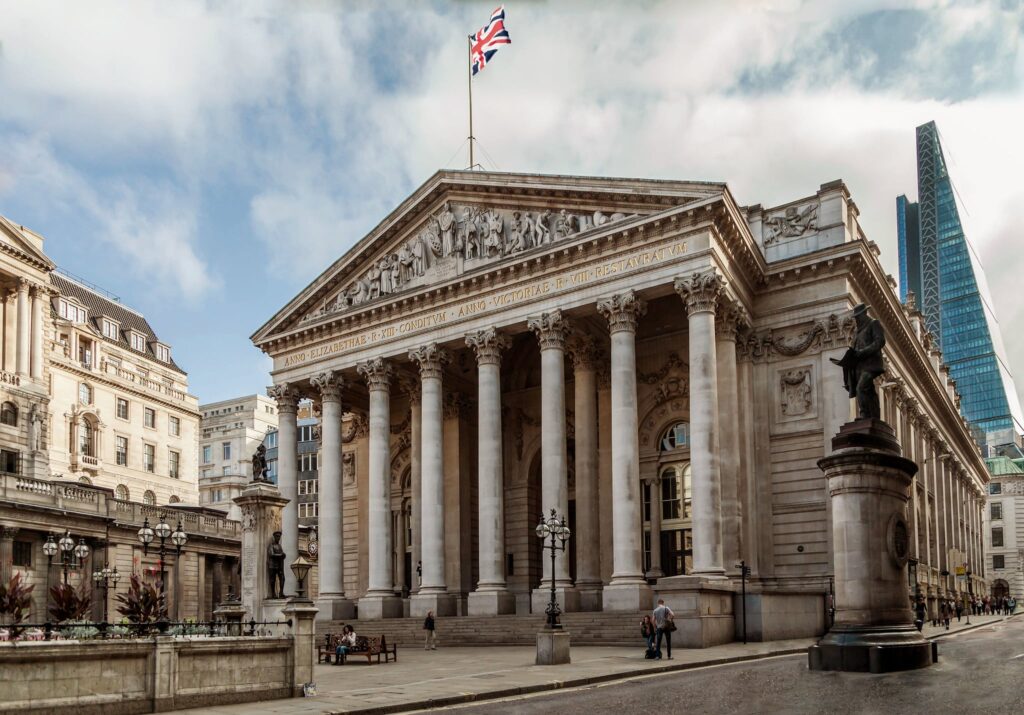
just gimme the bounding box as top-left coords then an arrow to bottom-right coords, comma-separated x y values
335,625 -> 357,664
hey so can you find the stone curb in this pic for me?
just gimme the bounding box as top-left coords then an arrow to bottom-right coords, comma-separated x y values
323,646 -> 810,714
928,613 -> 1021,642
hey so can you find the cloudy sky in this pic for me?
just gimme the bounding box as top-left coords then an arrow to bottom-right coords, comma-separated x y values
0,0 -> 1022,405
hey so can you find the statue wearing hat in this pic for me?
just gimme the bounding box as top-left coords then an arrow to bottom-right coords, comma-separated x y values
831,303 -> 886,420
267,530 -> 287,599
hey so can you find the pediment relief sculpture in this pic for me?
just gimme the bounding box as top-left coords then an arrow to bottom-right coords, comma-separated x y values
763,202 -> 819,246
301,202 -> 636,324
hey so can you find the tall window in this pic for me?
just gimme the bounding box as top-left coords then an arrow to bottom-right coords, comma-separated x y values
299,479 -> 318,496
300,453 -> 318,472
992,527 -> 1004,548
991,502 -> 1002,520
79,383 -> 92,405
144,407 -> 156,429
222,442 -> 231,460
78,338 -> 93,367
155,344 -> 170,362
12,541 -> 32,568
0,402 -> 17,426
658,464 -> 692,520
990,483 -> 1002,495
222,466 -> 230,476
115,484 -> 129,501
116,436 -> 128,466
298,425 -> 314,442
169,450 -> 180,479
266,431 -> 278,448
993,555 -> 1005,569
168,415 -> 180,437
660,422 -> 690,451
116,397 -> 129,420
130,332 -> 147,352
143,490 -> 156,506
202,445 -> 212,464
102,319 -> 119,340
77,417 -> 94,457
58,299 -> 86,323
0,449 -> 19,474
144,444 -> 155,473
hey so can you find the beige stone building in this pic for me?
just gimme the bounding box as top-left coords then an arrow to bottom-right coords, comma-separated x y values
251,171 -> 989,641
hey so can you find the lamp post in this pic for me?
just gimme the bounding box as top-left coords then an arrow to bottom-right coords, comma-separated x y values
290,555 -> 312,602
735,561 -> 750,644
138,515 -> 188,602
535,509 -> 571,630
46,530 -> 90,586
92,565 -> 121,622
965,566 -> 973,625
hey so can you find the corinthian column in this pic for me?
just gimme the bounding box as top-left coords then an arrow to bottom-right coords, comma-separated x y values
675,269 -> 727,577
402,379 -> 423,595
466,327 -> 516,615
569,335 -> 602,610
268,383 -> 300,596
598,290 -> 653,610
30,285 -> 44,380
357,357 -> 402,618
310,370 -> 354,619
716,301 -> 747,574
409,343 -> 457,617
15,279 -> 29,377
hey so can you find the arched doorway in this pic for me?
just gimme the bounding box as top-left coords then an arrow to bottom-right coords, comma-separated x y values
525,442 -> 577,590
992,579 -> 1010,600
643,421 -> 693,578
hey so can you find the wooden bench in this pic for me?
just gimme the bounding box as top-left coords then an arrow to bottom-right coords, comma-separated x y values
317,633 -> 344,664
335,635 -> 398,664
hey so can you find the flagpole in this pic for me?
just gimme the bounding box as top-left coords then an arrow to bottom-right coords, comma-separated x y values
467,35 -> 474,170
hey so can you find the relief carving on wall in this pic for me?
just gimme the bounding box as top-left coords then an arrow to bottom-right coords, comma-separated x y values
738,313 -> 854,364
638,352 -> 690,408
763,203 -> 819,246
505,406 -> 540,463
241,506 -> 256,532
779,368 -> 813,417
302,203 -> 635,323
342,451 -> 356,485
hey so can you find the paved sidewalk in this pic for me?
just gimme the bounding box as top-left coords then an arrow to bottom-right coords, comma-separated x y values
920,612 -> 1015,639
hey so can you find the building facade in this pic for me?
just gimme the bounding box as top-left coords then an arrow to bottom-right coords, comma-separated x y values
897,121 -> 1024,446
251,171 -> 989,640
983,457 -> 1024,600
198,394 -> 279,517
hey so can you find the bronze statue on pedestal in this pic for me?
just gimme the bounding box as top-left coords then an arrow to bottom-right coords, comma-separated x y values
831,303 -> 886,420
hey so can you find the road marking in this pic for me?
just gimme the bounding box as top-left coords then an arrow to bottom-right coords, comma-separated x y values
1012,653 -> 1024,659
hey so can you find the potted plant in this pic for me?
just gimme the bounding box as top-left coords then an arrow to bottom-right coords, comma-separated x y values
115,575 -> 167,635
0,573 -> 35,639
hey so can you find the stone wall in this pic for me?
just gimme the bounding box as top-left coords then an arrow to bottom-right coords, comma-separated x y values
0,635 -> 294,715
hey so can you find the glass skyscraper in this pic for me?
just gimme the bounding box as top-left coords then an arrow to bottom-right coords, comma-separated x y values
897,121 -> 1024,446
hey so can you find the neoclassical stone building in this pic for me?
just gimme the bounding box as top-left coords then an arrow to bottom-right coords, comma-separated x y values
252,171 -> 989,641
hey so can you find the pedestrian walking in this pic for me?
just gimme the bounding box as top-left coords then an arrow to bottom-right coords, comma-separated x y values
652,599 -> 675,660
423,610 -> 437,650
914,597 -> 927,632
940,599 -> 951,630
640,615 -> 656,658
955,600 -> 963,622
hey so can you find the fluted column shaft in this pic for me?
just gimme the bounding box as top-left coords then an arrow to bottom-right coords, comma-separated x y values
409,394 -> 422,593
528,311 -> 572,587
598,291 -> 646,583
410,344 -> 449,593
15,280 -> 29,377
30,286 -> 44,379
716,304 -> 744,572
646,476 -> 663,577
467,328 -> 510,591
570,339 -> 601,589
269,384 -> 300,596
675,270 -> 727,576
358,358 -> 394,596
312,371 -> 345,598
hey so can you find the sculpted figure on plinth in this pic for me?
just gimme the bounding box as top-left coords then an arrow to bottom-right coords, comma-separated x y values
830,303 -> 886,420
267,531 -> 287,599
252,444 -> 269,483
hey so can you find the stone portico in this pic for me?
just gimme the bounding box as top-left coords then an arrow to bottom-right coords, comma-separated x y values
251,171 -> 989,643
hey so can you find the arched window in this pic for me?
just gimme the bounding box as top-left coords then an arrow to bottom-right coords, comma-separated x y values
660,422 -> 690,451
169,495 -> 180,504
78,476 -> 92,485
79,383 -> 93,405
659,463 -> 693,520
0,402 -> 17,426
116,484 -> 130,501
143,490 -> 156,506
77,416 -> 95,457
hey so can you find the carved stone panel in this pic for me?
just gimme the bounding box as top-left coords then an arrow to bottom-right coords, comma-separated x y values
772,362 -> 818,432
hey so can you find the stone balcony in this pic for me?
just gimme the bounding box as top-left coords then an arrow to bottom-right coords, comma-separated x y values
0,472 -> 240,541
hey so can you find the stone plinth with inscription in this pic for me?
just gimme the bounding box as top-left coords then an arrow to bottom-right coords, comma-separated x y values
235,481 -> 289,622
808,419 -> 933,673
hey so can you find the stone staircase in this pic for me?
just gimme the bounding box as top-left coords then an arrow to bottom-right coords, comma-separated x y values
317,611 -> 648,648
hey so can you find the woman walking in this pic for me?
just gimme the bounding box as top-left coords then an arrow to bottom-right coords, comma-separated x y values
423,610 -> 437,650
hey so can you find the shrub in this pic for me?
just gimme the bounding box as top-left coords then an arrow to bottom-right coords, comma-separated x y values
48,583 -> 93,623
115,574 -> 167,624
61,619 -> 100,640
0,573 -> 35,625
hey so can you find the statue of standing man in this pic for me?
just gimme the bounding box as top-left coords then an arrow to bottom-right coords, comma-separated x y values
267,530 -> 287,599
831,303 -> 886,420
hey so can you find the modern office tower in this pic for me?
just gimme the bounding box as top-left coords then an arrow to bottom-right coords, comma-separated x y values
897,121 -> 1024,446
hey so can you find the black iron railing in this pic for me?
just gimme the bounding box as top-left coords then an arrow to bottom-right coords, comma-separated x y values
0,618 -> 292,641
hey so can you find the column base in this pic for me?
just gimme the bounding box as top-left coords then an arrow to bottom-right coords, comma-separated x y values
536,629 -> 571,665
601,581 -> 653,612
575,581 -> 604,612
531,586 -> 580,616
315,596 -> 355,622
467,589 -> 517,616
410,592 -> 458,618
358,594 -> 404,619
808,624 -> 934,673
653,575 -> 735,648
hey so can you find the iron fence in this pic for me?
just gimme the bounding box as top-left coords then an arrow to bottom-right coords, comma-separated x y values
0,618 -> 292,641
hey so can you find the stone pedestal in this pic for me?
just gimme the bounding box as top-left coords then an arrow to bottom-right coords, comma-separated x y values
234,482 -> 289,622
653,575 -> 735,647
410,592 -> 458,618
467,589 -> 516,616
213,597 -> 247,637
536,630 -> 571,665
316,596 -> 355,622
577,585 -> 604,612
283,598 -> 319,697
358,595 -> 404,619
601,582 -> 652,612
531,586 -> 580,616
808,419 -> 933,673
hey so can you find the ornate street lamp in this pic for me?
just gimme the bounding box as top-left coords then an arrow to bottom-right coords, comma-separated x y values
53,530 -> 88,585
290,556 -> 312,601
137,515 -> 187,602
92,565 -> 121,622
535,509 -> 571,630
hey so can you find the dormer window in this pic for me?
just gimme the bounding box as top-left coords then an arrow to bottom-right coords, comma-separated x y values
130,332 -> 146,352
58,299 -> 86,323
155,343 -> 171,363
102,319 -> 120,340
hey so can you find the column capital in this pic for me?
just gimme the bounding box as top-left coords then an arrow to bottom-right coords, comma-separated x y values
568,334 -> 601,371
398,374 -> 422,405
527,309 -> 572,351
16,278 -> 30,294
0,526 -> 19,540
465,327 -> 510,366
597,290 -> 647,334
715,300 -> 750,341
357,357 -> 392,391
268,383 -> 301,413
409,343 -> 450,379
674,269 -> 726,315
310,370 -> 344,402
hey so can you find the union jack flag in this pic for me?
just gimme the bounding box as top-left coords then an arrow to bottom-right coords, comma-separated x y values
470,5 -> 511,76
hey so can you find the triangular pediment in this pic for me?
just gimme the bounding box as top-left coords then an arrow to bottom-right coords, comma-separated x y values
252,170 -> 724,346
0,215 -> 56,273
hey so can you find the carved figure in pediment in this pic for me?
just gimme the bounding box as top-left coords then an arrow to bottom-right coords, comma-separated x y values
462,206 -> 481,259
536,210 -> 552,245
554,210 -> 574,240
508,211 -> 526,254
379,256 -> 393,294
389,253 -> 401,289
483,209 -> 504,257
520,212 -> 536,248
423,219 -> 442,257
411,236 -> 425,276
593,210 -> 608,227
398,243 -> 413,283
366,262 -> 382,299
350,278 -> 369,306
438,202 -> 456,256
